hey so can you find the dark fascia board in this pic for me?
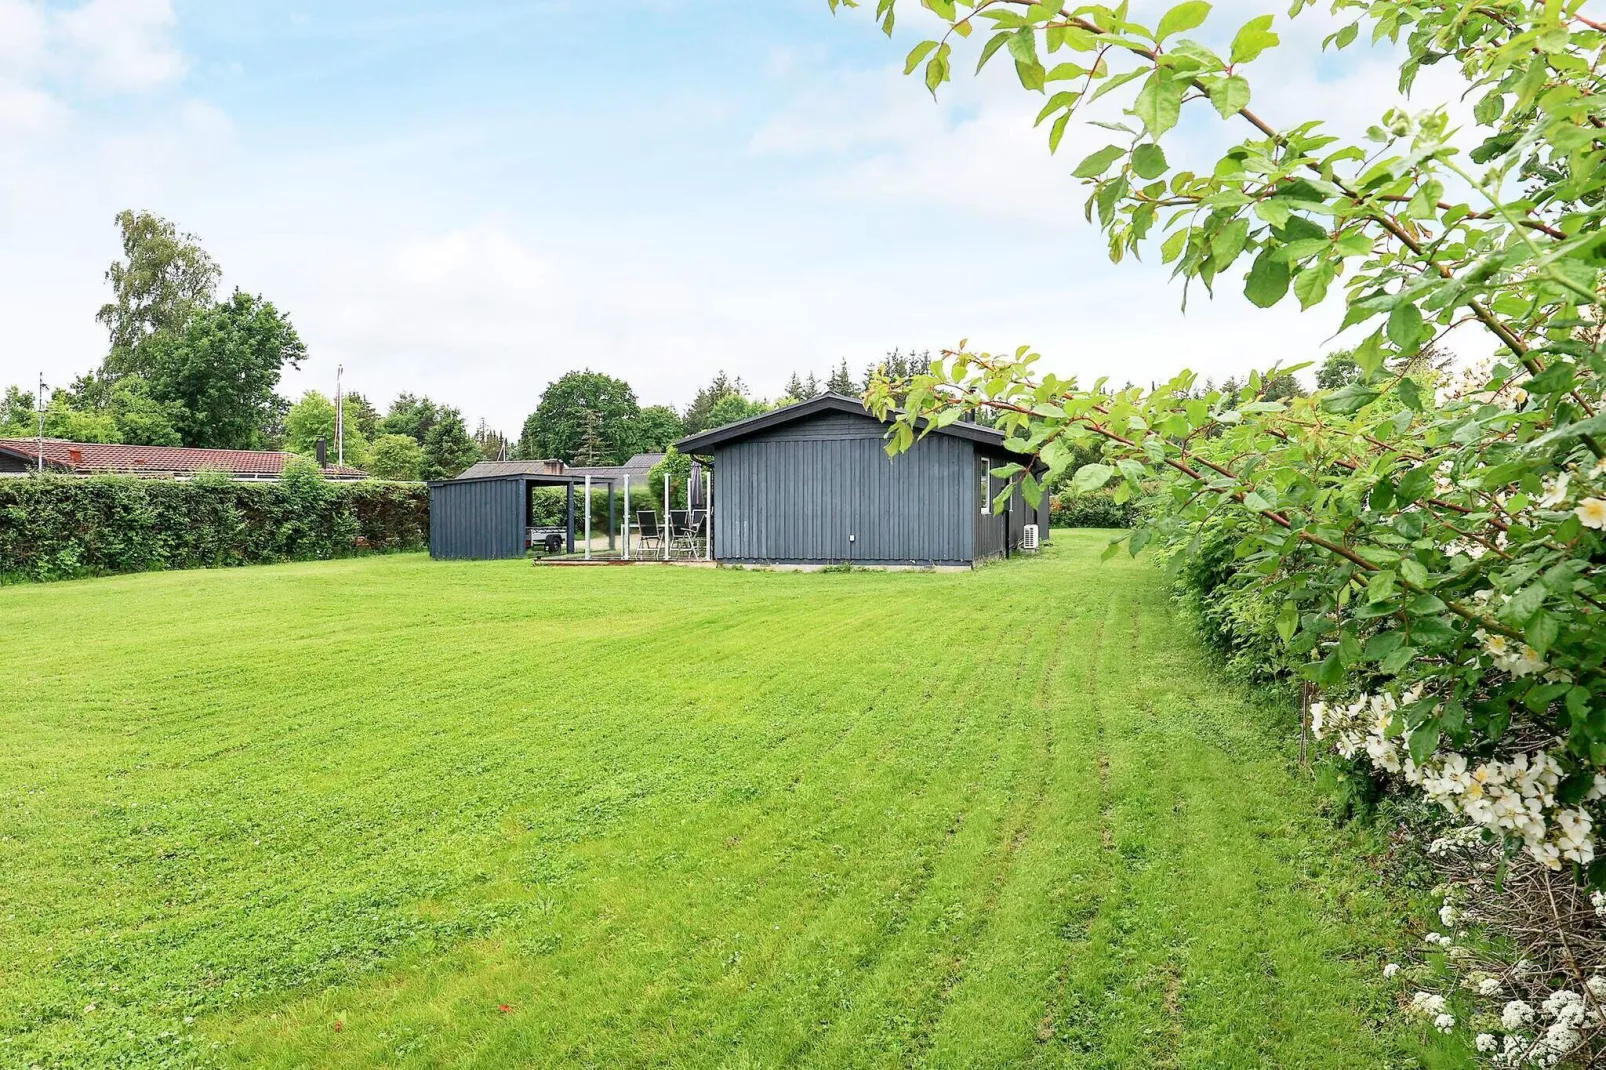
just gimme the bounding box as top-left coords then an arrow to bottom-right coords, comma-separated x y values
428,472 -> 619,488
674,392 -> 1015,455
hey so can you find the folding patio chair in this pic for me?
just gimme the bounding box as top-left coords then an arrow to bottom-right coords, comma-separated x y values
668,509 -> 691,557
636,511 -> 661,552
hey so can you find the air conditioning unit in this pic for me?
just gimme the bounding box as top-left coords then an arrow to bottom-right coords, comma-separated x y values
1021,524 -> 1040,551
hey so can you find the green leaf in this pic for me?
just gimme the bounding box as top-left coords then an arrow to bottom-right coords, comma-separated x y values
1473,89 -> 1505,126
1379,644 -> 1417,673
904,40 -> 939,75
977,31 -> 1012,72
1315,650 -> 1344,685
1208,74 -> 1250,118
1320,381 -> 1380,414
1131,142 -> 1168,179
1386,302 -> 1424,350
1072,462 -> 1115,493
1409,616 -> 1458,649
1243,250 -> 1290,308
1365,630 -> 1405,661
1210,218 -> 1249,269
1366,569 -> 1398,603
1394,464 -> 1432,505
1352,331 -> 1384,376
1048,112 -> 1071,153
1034,90 -> 1079,127
1253,199 -> 1291,228
1015,57 -> 1046,90
1156,0 -> 1212,41
1276,600 -> 1298,643
1407,720 -> 1441,764
1399,557 -> 1429,588
1230,15 -> 1279,64
1292,263 -> 1334,309
1072,144 -> 1125,178
1396,376 -> 1422,411
1131,71 -> 1184,136
1006,27 -> 1038,65
1161,227 -> 1190,263
1504,582 -> 1547,626
1526,610 -> 1559,657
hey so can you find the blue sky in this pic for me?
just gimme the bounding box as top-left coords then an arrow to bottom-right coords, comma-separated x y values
0,0 -> 1479,434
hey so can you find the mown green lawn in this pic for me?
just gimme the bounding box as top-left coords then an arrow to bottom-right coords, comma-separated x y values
1,532 -> 1468,1069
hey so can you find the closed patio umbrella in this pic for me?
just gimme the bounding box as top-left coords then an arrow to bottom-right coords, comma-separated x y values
689,461 -> 706,510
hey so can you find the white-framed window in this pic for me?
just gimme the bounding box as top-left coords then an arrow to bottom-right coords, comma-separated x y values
979,456 -> 991,516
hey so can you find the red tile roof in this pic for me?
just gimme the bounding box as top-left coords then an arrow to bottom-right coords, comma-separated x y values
0,439 -> 368,479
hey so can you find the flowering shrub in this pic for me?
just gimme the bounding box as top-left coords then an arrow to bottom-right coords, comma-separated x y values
1314,691 -> 1604,872
830,0 -> 1606,1061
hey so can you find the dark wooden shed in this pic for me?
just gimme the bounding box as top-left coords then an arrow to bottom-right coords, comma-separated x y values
676,393 -> 1048,567
428,472 -> 618,560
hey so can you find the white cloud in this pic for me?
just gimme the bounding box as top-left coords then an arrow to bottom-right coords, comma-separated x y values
0,82 -> 65,133
0,0 -> 183,129
0,0 -> 49,72
744,1 -> 1496,385
57,0 -> 183,91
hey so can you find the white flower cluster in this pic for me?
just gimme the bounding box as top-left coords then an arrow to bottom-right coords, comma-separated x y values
1311,693 -> 1601,870
1497,990 -> 1594,1066
1410,991 -> 1455,1033
1403,988 -> 1606,1066
1474,630 -> 1548,679
1526,456 -> 1606,529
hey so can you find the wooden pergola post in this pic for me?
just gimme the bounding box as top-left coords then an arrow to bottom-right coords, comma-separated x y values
565,482 -> 575,555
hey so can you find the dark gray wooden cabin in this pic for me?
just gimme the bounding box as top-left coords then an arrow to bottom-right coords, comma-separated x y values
677,393 -> 1048,567
428,471 -> 617,560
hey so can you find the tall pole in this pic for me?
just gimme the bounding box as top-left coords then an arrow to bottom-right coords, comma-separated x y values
335,364 -> 344,468
583,474 -> 592,561
663,471 -> 670,560
704,468 -> 712,561
36,373 -> 45,474
623,474 -> 631,560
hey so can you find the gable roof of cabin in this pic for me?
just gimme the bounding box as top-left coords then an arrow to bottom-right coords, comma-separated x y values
673,392 -> 1012,455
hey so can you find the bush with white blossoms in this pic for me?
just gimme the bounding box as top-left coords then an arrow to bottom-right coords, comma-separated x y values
1312,692 -> 1605,873
835,0 -> 1606,1064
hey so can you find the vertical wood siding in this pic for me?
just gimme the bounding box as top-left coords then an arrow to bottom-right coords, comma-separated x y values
973,452 -> 1031,561
713,412 -> 975,564
429,478 -> 524,559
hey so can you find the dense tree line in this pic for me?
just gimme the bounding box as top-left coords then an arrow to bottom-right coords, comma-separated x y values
2,216 -> 964,479
0,211 -> 486,481
513,351 -> 940,466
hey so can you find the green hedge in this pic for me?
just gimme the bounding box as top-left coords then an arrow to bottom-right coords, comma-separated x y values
0,473 -> 429,582
1049,489 -> 1140,528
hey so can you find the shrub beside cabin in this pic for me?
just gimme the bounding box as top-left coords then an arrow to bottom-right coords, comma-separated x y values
675,392 -> 1047,567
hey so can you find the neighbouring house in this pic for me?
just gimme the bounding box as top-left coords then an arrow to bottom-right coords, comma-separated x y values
0,439 -> 369,481
675,392 -> 1048,568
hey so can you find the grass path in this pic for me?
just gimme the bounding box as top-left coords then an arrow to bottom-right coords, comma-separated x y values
0,532 -> 1468,1068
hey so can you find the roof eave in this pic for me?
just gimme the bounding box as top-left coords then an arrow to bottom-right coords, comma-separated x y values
673,392 -> 1013,455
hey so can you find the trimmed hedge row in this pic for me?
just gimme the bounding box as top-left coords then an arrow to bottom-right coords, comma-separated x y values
0,474 -> 429,582
1049,489 -> 1140,528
